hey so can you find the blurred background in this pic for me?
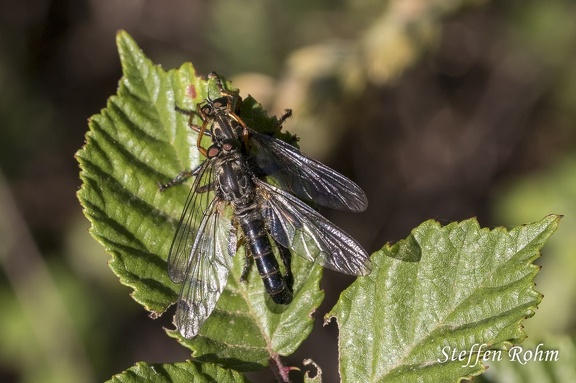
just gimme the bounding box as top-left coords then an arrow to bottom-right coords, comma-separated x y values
1,0 -> 576,382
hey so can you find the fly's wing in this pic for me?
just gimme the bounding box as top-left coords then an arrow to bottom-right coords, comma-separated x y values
256,179 -> 371,276
166,161 -> 236,338
174,197 -> 236,338
248,131 -> 368,212
167,161 -> 215,283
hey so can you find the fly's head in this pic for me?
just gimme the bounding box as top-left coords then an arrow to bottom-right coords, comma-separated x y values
205,97 -> 229,116
196,94 -> 232,124
206,139 -> 241,159
206,119 -> 242,161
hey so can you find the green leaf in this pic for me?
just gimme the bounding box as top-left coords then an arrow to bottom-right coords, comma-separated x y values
303,359 -> 323,383
329,215 -> 559,383
492,156 -> 576,339
106,361 -> 249,383
481,336 -> 576,383
76,30 -> 323,371
170,246 -> 324,370
76,32 -> 204,314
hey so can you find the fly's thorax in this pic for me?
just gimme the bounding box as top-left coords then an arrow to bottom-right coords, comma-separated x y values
213,154 -> 256,205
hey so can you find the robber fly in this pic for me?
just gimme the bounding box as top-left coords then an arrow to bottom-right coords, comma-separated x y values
160,72 -> 371,338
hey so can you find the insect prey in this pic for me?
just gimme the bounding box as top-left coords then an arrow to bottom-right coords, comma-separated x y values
160,72 -> 371,338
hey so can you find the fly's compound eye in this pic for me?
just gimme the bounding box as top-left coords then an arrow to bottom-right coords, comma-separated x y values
222,139 -> 240,152
207,145 -> 221,158
201,105 -> 213,117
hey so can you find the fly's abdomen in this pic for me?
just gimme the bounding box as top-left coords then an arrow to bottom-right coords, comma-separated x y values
238,209 -> 293,304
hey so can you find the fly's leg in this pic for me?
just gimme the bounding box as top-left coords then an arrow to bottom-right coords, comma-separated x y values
276,242 -> 294,293
228,219 -> 250,282
175,105 -> 203,132
175,105 -> 210,158
175,105 -> 197,117
240,254 -> 253,283
237,235 -> 254,282
227,224 -> 239,259
210,72 -> 241,106
158,162 -> 206,191
158,170 -> 195,191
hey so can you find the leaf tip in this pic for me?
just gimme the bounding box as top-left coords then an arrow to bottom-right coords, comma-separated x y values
115,29 -> 133,48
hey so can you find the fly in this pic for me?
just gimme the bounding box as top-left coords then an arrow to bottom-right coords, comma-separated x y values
160,72 -> 371,338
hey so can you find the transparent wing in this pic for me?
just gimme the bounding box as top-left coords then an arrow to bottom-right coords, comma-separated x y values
256,179 -> 371,276
167,161 -> 215,283
165,160 -> 236,338
248,131 -> 368,212
174,197 -> 236,338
